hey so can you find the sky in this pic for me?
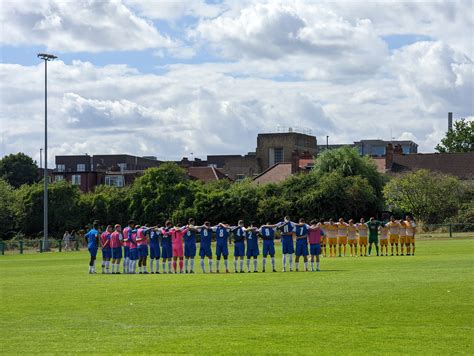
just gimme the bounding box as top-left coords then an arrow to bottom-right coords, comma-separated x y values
1,0 -> 473,166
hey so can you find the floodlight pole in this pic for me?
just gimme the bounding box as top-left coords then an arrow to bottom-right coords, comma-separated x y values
38,53 -> 57,252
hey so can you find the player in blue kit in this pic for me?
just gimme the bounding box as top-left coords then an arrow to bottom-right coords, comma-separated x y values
149,227 -> 161,274
231,220 -> 246,273
278,216 -> 295,272
245,223 -> 260,272
294,218 -> 309,272
214,223 -> 230,273
260,223 -> 277,272
184,218 -> 198,273
199,221 -> 213,273
85,223 -> 99,274
161,221 -> 173,274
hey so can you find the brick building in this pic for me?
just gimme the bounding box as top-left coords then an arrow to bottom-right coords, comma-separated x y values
53,154 -> 162,192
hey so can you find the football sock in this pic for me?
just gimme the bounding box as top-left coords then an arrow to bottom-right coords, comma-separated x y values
224,259 -> 228,270
304,261 -> 308,270
376,245 -> 379,255
184,259 -> 189,272
216,260 -> 220,271
247,259 -> 251,271
368,245 -> 372,255
240,259 -> 244,272
209,260 -> 213,272
311,261 -> 314,271
288,255 -> 293,270
271,257 -> 275,269
253,259 -> 257,271
162,261 -> 166,272
295,262 -> 299,270
262,257 -> 266,269
201,258 -> 206,272
150,259 -> 154,273
179,260 -> 183,271
282,254 -> 287,269
316,262 -> 320,270
172,261 -> 177,272
234,260 -> 238,271
190,259 -> 194,272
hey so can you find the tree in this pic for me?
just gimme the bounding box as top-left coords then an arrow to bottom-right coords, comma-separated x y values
128,163 -> 196,224
312,146 -> 386,197
0,153 -> 38,188
0,179 -> 16,239
435,119 -> 474,153
383,169 -> 466,223
15,180 -> 83,237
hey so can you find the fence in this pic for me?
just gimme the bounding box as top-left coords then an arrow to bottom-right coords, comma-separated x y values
0,238 -> 87,255
1,224 -> 473,255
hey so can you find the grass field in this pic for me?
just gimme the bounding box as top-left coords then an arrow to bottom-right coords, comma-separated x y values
1,239 -> 473,354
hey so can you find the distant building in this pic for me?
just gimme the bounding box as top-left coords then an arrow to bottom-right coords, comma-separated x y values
317,139 -> 418,157
53,154 -> 162,192
187,166 -> 230,183
206,131 -> 317,180
384,144 -> 474,180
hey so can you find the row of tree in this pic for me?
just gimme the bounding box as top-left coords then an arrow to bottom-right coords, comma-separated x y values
1,147 -> 472,240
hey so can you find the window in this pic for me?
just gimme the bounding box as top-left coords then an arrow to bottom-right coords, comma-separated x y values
55,175 -> 64,182
57,164 -> 65,172
118,163 -> 127,172
77,164 -> 86,172
208,164 -> 217,168
105,175 -> 124,187
402,145 -> 411,154
72,174 -> 81,185
371,146 -> 385,156
274,148 -> 284,163
235,174 -> 245,182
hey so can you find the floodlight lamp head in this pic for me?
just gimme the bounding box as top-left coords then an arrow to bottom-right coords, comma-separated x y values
37,53 -> 57,61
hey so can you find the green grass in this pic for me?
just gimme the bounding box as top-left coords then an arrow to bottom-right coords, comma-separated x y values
1,240 -> 473,355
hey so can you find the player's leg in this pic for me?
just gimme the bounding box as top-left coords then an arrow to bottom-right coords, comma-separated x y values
185,256 -> 189,273
172,256 -> 178,273
179,256 -> 184,273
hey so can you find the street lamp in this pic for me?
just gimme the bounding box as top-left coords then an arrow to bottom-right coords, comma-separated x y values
37,53 -> 57,252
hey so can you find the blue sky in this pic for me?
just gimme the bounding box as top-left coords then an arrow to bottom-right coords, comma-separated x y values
0,0 -> 472,164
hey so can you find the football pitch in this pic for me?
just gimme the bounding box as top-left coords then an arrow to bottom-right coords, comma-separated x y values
1,239 -> 473,355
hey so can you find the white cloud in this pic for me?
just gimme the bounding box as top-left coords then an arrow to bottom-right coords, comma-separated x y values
0,0 -> 175,52
125,0 -> 225,20
193,2 -> 388,79
391,41 -> 473,116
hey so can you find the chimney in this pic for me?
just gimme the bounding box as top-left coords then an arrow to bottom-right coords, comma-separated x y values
394,144 -> 403,155
448,112 -> 453,131
291,150 -> 299,174
385,143 -> 394,170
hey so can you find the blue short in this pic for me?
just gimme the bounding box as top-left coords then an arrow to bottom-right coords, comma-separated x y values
295,239 -> 309,256
102,248 -> 111,259
111,247 -> 122,259
233,241 -> 245,257
161,244 -> 172,259
138,245 -> 148,258
150,243 -> 160,259
88,246 -> 98,258
263,240 -> 275,256
310,244 -> 321,256
199,245 -> 212,258
184,243 -> 196,258
123,246 -> 130,258
130,248 -> 139,261
216,242 -> 228,258
246,246 -> 259,258
281,235 -> 294,254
